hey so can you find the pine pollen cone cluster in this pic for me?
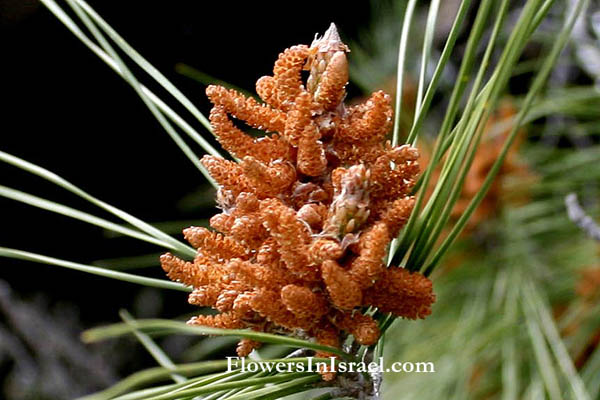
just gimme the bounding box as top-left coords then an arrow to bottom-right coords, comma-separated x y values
160,24 -> 435,379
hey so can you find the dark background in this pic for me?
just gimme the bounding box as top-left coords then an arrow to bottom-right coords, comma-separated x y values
0,0 -> 372,317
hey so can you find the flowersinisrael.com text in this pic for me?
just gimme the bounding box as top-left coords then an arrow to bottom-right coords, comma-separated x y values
226,357 -> 435,374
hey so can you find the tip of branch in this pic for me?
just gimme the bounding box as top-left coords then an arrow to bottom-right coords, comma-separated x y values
311,22 -> 350,53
